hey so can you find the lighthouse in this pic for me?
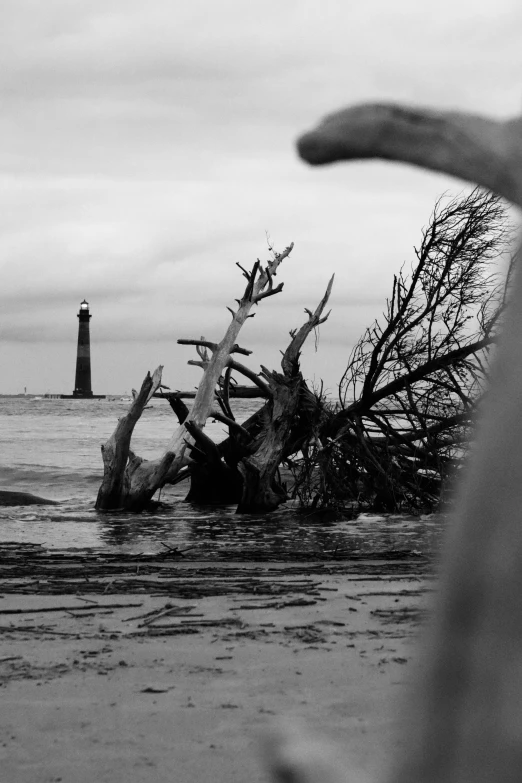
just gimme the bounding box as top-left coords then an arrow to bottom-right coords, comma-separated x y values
73,300 -> 93,397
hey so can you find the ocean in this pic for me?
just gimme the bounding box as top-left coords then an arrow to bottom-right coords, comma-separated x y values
0,397 -> 442,558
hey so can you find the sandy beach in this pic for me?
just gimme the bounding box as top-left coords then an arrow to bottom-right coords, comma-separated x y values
0,549 -> 433,783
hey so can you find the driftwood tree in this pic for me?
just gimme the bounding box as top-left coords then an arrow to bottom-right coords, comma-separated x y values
261,98 -> 522,783
167,276 -> 334,512
290,190 -> 510,512
236,275 -> 334,512
96,243 -> 294,511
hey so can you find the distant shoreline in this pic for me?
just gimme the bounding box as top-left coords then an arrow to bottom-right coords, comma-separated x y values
0,392 -> 118,400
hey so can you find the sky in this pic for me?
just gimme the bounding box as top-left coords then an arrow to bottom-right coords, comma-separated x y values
1,0 -> 521,396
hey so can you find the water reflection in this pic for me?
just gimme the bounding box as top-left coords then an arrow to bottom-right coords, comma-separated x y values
94,498 -> 443,561
0,479 -> 444,560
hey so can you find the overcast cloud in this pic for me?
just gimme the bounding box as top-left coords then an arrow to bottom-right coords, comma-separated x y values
1,0 -> 521,394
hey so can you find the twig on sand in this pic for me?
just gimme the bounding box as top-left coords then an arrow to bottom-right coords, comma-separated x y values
0,625 -> 79,636
0,602 -> 143,615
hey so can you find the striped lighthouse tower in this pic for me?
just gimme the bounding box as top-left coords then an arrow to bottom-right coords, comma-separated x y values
73,300 -> 93,398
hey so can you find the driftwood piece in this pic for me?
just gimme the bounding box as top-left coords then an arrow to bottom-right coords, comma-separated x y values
0,603 -> 143,615
237,277 -> 334,513
263,104 -> 522,782
0,490 -> 58,506
95,366 -> 175,510
237,371 -> 301,512
217,403 -> 268,469
161,244 -> 294,485
297,103 -> 522,206
282,275 -> 334,376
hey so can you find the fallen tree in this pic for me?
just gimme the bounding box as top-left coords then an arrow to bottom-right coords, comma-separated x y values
96,243 -> 293,511
96,191 -> 509,516
236,276 -> 333,512
170,276 -> 334,512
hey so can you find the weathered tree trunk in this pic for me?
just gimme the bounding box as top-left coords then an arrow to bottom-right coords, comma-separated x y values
95,367 -> 175,511
237,372 -> 301,512
237,276 -> 334,513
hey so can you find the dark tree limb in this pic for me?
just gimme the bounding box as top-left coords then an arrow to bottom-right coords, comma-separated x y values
225,358 -> 272,398
336,335 -> 493,422
281,275 -> 334,377
183,421 -> 243,504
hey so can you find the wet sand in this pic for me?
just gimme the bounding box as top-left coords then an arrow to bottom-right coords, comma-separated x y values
0,559 -> 434,783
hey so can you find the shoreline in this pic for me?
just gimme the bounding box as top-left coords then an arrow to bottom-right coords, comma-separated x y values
0,550 -> 434,782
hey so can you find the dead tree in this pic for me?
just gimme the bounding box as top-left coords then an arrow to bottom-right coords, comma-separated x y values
174,277 -> 334,512
95,243 -> 293,511
95,367 -> 175,511
291,190 -> 510,512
